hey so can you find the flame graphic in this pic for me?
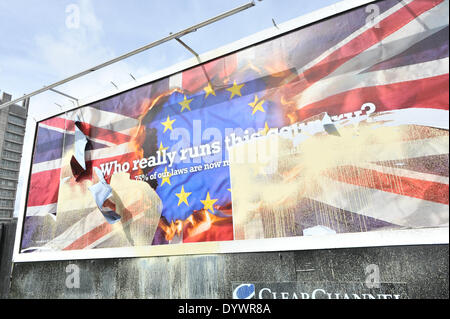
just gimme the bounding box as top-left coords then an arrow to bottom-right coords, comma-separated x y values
158,207 -> 232,242
264,58 -> 289,77
128,88 -> 184,171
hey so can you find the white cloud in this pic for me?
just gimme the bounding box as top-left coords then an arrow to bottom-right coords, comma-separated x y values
30,0 -> 153,112
35,0 -> 106,76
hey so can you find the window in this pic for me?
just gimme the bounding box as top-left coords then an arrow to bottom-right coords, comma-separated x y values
4,142 -> 22,152
0,210 -> 12,217
7,124 -> 25,135
3,150 -> 21,161
1,160 -> 19,169
0,190 -> 14,197
5,132 -> 23,143
0,179 -> 15,187
3,151 -> 21,160
8,115 -> 26,126
0,199 -> 13,208
0,169 -> 18,178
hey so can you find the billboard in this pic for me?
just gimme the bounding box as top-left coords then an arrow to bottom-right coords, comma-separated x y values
15,0 -> 449,261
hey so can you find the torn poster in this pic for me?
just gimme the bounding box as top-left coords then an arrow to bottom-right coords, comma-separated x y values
70,116 -> 88,180
89,167 -> 121,224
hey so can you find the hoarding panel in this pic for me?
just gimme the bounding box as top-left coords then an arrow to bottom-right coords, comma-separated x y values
16,0 -> 449,260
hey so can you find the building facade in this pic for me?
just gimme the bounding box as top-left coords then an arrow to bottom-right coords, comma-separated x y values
0,91 -> 29,220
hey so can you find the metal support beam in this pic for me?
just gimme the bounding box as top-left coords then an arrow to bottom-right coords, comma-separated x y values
110,81 -> 119,90
175,38 -> 201,62
174,37 -> 214,88
0,1 -> 255,111
272,18 -> 280,29
49,88 -> 78,102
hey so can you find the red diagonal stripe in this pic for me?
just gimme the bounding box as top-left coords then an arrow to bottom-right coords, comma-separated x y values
62,200 -> 143,250
325,165 -> 449,204
296,74 -> 449,120
305,0 -> 443,83
284,0 -> 444,100
42,117 -> 131,145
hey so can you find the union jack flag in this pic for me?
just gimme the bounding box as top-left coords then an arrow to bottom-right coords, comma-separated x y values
233,0 -> 449,238
21,0 -> 449,252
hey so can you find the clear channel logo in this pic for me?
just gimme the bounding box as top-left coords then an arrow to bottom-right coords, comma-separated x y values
233,283 -> 255,299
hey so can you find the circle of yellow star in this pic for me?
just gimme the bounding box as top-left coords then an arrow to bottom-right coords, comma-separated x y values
160,167 -> 172,186
178,95 -> 193,112
158,142 -> 168,152
175,185 -> 192,207
226,81 -> 245,99
248,95 -> 266,115
200,192 -> 218,213
203,82 -> 216,99
161,115 -> 176,133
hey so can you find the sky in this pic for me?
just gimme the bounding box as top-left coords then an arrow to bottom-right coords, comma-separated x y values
0,0 -> 342,216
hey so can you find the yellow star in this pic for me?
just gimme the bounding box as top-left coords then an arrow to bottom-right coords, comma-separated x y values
203,82 -> 216,99
175,185 -> 191,207
248,95 -> 266,115
161,115 -> 175,133
158,142 -> 168,152
226,81 -> 244,99
259,122 -> 270,136
178,95 -> 193,112
200,192 -> 218,213
160,167 -> 172,186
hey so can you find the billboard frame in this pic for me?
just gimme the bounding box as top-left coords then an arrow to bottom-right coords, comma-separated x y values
13,0 -> 449,262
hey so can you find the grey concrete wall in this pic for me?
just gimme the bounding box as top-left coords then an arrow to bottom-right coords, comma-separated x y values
8,244 -> 448,299
0,219 -> 17,298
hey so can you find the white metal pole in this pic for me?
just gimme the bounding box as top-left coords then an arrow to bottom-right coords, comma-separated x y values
0,1 -> 255,111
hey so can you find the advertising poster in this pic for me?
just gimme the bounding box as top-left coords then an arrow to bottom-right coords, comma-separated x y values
18,0 -> 449,258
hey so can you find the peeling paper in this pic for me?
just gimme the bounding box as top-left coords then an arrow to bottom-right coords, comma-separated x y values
70,116 -> 88,180
89,167 -> 121,224
39,171 -> 162,251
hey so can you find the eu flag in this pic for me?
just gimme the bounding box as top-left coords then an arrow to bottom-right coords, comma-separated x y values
144,67 -> 286,224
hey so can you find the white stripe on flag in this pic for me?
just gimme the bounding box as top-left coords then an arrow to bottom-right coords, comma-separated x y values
31,158 -> 62,174
39,123 -> 117,147
169,73 -> 182,90
85,211 -> 145,249
31,140 -> 137,174
293,0 -> 414,77
310,176 -> 449,228
85,142 -> 135,162
326,0 -> 449,78
372,108 -> 449,130
26,203 -> 57,218
42,208 -> 104,250
356,162 -> 450,185
76,107 -> 140,135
